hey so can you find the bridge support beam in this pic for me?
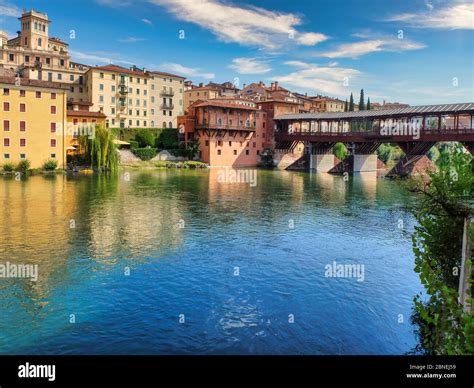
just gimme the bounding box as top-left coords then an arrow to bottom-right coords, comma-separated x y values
309,143 -> 335,172
351,143 -> 381,172
388,142 -> 436,177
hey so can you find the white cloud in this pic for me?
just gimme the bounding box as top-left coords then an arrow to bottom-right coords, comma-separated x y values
141,18 -> 153,26
0,1 -> 21,17
386,2 -> 474,30
70,50 -> 136,66
319,37 -> 425,58
161,62 -> 214,79
118,37 -> 147,43
229,58 -> 272,74
147,0 -> 328,49
275,61 -> 361,96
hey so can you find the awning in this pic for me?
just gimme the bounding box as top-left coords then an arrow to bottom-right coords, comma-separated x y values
113,140 -> 130,145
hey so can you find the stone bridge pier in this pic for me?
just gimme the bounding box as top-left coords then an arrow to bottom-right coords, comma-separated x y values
351,143 -> 381,172
388,142 -> 436,176
309,143 -> 335,172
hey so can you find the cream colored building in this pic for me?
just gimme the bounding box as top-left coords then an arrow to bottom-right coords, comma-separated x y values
0,10 -> 89,103
85,65 -> 184,129
148,71 -> 185,128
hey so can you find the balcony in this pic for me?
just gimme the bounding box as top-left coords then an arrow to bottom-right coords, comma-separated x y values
160,90 -> 175,97
160,103 -> 174,110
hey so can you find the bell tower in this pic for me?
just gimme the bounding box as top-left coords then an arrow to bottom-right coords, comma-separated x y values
19,10 -> 50,50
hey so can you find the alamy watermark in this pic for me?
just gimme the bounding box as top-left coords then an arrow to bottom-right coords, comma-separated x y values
0,262 -> 38,282
324,260 -> 365,282
217,167 -> 257,187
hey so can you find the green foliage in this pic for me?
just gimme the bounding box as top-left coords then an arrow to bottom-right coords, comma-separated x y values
2,162 -> 14,172
155,128 -> 179,150
366,97 -> 371,110
377,144 -> 393,164
79,126 -> 118,173
42,158 -> 58,171
344,99 -> 348,112
129,140 -> 139,150
405,146 -> 473,354
135,128 -> 155,148
349,93 -> 355,112
133,147 -> 158,161
184,140 -> 200,160
16,159 -> 31,174
427,146 -> 440,163
333,142 -> 347,161
358,89 -> 365,111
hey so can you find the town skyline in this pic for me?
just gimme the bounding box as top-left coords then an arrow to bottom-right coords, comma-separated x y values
0,0 -> 473,105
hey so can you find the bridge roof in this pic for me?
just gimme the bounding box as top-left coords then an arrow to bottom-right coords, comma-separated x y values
274,102 -> 474,121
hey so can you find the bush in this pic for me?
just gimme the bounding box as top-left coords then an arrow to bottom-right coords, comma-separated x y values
135,129 -> 155,148
156,128 -> 179,149
184,161 -> 207,168
129,140 -> 139,150
2,162 -> 15,172
42,158 -> 58,171
16,159 -> 31,174
333,142 -> 347,161
133,147 -> 158,161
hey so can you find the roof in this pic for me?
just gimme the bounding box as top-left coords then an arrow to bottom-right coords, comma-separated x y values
0,76 -> 69,90
49,37 -> 69,46
92,65 -> 150,77
185,86 -> 219,92
149,70 -> 185,79
259,99 -> 300,105
67,110 -> 107,118
67,101 -> 94,106
275,102 -> 474,120
191,100 -> 258,110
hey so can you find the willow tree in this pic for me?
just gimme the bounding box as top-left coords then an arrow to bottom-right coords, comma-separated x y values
78,125 -> 118,173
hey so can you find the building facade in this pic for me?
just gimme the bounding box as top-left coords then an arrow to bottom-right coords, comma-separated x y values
0,74 -> 68,169
181,100 -> 266,167
0,10 -> 89,103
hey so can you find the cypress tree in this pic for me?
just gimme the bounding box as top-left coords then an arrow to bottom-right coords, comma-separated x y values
366,97 -> 371,110
358,89 -> 365,111
349,93 -> 354,112
344,99 -> 348,112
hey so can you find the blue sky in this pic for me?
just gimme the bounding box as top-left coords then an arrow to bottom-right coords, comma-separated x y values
0,0 -> 473,104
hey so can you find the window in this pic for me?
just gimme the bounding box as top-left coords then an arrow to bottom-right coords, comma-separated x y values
51,106 -> 57,114
111,85 -> 116,92
20,121 -> 26,131
99,95 -> 104,103
99,84 -> 104,91
228,141 -> 232,146
50,139 -> 56,147
233,150 -> 237,155
51,93 -> 56,100
169,121 -> 172,128
112,74 -> 116,80
136,120 -> 140,126
20,153 -> 26,159
245,149 -> 250,155
50,123 -> 56,133
217,150 -> 221,155
36,91 -> 41,98
3,153 -> 9,159
48,73 -> 53,81
3,88 -> 9,96
3,138 -> 10,146
46,58 -> 50,65
205,140 -> 209,146
50,153 -> 56,159
20,103 -> 26,112
3,120 -> 9,131
100,73 -> 104,79
20,90 -> 26,97
70,75 -> 74,81
57,73 -> 62,80
20,138 -> 26,147
38,38 -> 42,47
9,53 -> 14,61
163,122 -> 167,128
3,102 -> 10,111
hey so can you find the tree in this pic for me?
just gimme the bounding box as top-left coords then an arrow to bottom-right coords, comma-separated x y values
333,142 -> 347,161
405,146 -> 473,354
79,125 -> 118,173
366,97 -> 371,110
358,89 -> 365,111
135,128 -> 155,148
344,99 -> 348,112
349,93 -> 355,112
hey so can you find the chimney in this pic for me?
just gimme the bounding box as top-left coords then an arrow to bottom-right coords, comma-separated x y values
259,81 -> 263,86
274,81 -> 279,89
270,82 -> 275,90
199,82 -> 203,87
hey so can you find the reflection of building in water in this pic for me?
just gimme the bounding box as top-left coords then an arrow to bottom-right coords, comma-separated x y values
357,172 -> 378,201
87,172 -> 184,259
0,175 -> 78,299
312,173 -> 347,205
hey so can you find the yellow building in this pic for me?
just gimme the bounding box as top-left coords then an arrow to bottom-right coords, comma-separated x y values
0,10 -> 89,103
0,73 -> 68,169
312,96 -> 345,112
184,86 -> 219,112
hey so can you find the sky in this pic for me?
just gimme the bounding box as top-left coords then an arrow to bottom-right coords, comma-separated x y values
0,0 -> 473,105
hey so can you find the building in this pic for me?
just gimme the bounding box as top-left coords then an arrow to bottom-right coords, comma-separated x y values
180,100 -> 266,167
371,101 -> 410,110
0,10 -> 89,102
0,72 -> 68,169
148,70 -> 185,128
85,65 -> 185,129
241,81 -> 299,104
184,86 -> 220,111
311,95 -> 345,112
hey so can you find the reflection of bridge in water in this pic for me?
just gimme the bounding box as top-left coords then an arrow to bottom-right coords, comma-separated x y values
274,103 -> 474,175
